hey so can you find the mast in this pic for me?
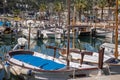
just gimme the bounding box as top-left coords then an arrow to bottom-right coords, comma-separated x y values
28,23 -> 31,50
67,0 -> 70,68
114,0 -> 118,59
72,5 -> 76,48
3,0 -> 7,17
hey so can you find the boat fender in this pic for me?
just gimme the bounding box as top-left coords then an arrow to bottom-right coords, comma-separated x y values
27,69 -> 33,76
4,62 -> 10,79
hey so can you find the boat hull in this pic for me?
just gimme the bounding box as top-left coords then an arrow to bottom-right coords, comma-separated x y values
9,65 -> 70,80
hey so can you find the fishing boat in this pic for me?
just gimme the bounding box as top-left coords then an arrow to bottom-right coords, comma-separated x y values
58,48 -> 111,64
41,29 -> 61,39
21,28 -> 44,39
44,44 -> 111,64
5,37 -> 103,80
100,43 -> 120,57
91,28 -> 113,38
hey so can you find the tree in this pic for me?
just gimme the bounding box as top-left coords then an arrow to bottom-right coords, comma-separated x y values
74,0 -> 87,21
39,3 -> 47,20
53,1 -> 64,26
97,0 -> 107,20
107,0 -> 116,20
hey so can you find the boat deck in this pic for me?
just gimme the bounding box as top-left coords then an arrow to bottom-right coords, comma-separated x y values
12,54 -> 65,70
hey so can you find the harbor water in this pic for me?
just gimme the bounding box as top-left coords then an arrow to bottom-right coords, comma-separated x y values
0,36 -> 113,80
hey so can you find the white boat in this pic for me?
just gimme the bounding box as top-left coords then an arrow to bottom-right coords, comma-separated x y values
100,43 -> 120,56
92,28 -> 113,38
58,48 -> 111,64
41,28 -> 62,39
21,28 -> 45,39
22,28 -> 37,39
5,38 -> 101,80
41,30 -> 54,38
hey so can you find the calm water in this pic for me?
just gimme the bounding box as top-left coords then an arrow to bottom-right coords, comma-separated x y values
0,36 -> 108,80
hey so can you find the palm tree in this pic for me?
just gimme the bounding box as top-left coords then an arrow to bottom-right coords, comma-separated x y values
39,3 -> 47,20
85,0 -> 93,21
13,9 -> 21,17
53,1 -> 64,26
74,0 -> 87,21
107,0 -> 116,20
97,0 -> 107,20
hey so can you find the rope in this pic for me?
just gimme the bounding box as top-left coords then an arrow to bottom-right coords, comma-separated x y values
72,68 -> 76,79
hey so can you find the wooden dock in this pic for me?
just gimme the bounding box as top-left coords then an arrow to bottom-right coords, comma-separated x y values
68,62 -> 120,80
69,74 -> 120,80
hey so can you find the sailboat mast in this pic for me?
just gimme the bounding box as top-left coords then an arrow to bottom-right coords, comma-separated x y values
28,23 -> 31,50
72,5 -> 76,48
67,0 -> 70,68
114,0 -> 118,59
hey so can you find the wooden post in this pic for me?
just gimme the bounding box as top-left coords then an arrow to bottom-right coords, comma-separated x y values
72,5 -> 76,48
114,0 -> 118,59
28,23 -> 31,50
46,46 -> 58,59
98,48 -> 104,69
53,48 -> 56,59
80,53 -> 84,67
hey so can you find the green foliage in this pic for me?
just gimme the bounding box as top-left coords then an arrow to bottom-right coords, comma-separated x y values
54,1 -> 64,12
97,0 -> 107,8
13,9 -> 21,16
39,3 -> 47,12
74,0 -> 87,11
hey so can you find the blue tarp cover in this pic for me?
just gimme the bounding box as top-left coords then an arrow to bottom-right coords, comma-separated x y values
13,54 -> 65,70
0,21 -> 11,27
